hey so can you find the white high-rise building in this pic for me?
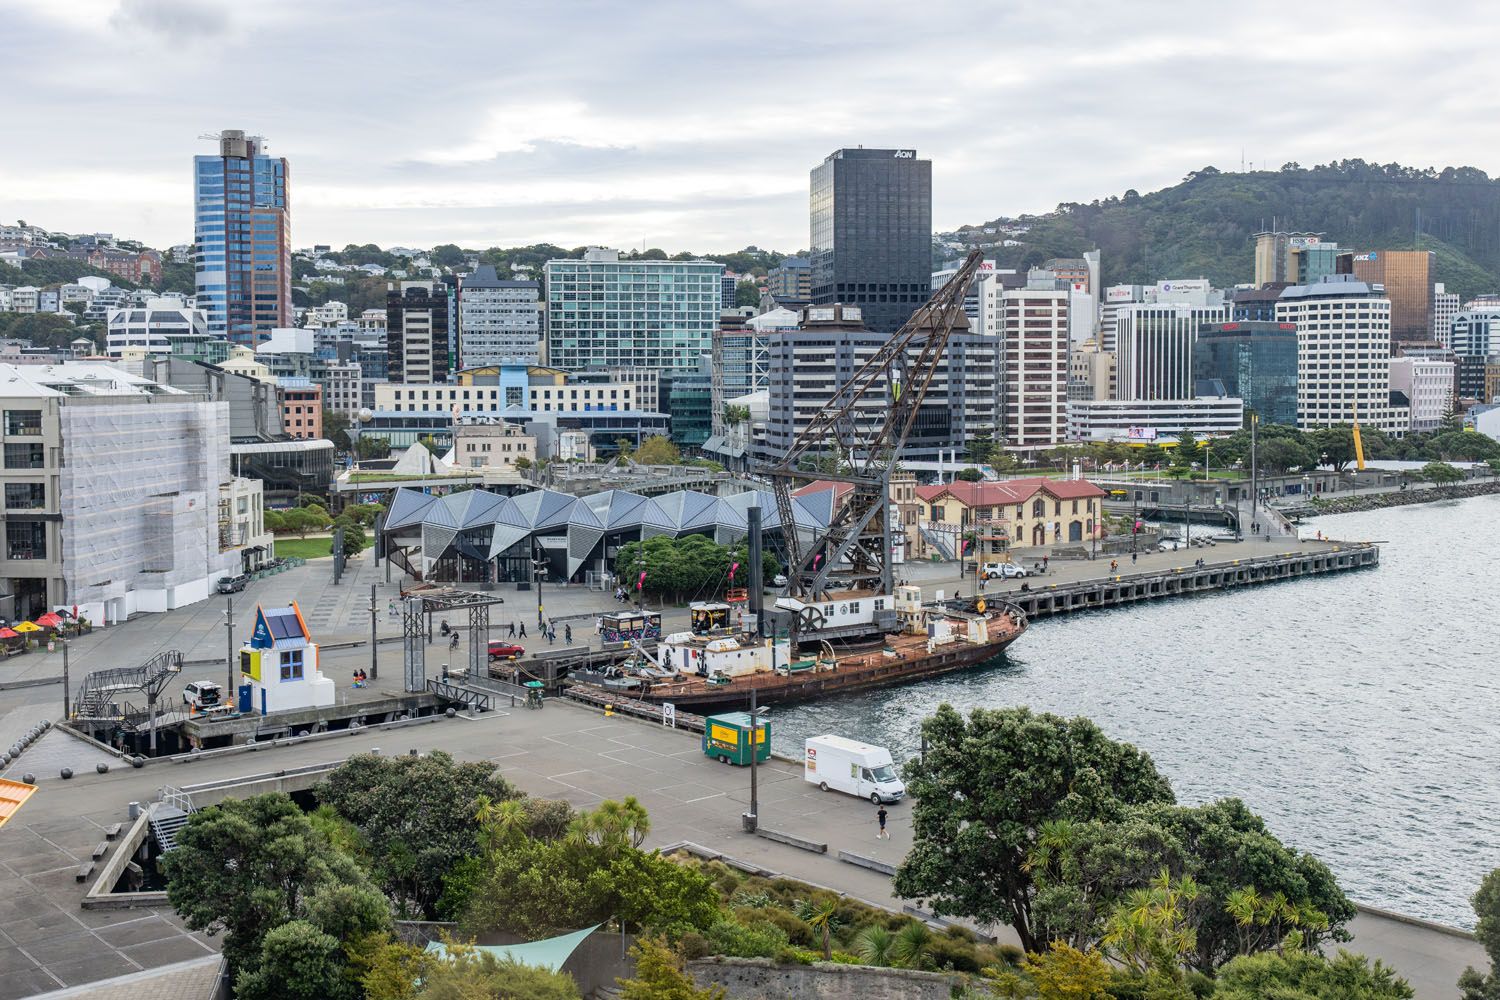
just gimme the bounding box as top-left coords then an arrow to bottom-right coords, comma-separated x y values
105,299 -> 211,357
1389,357 -> 1454,432
1432,283 -> 1460,348
1000,277 -> 1070,452
1115,302 -> 1230,400
1276,276 -> 1405,432
458,265 -> 541,367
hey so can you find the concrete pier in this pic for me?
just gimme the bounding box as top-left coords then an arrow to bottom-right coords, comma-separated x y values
998,544 -> 1378,620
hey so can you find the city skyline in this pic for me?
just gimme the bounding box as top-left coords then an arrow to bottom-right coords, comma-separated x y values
4,0 -> 1500,251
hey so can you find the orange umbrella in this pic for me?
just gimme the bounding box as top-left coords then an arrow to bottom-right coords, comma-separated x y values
35,612 -> 62,628
0,628 -> 18,639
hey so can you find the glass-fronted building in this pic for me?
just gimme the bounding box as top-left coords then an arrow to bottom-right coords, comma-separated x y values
543,248 -> 722,372
1192,321 -> 1298,427
809,148 -> 932,335
194,131 -> 290,344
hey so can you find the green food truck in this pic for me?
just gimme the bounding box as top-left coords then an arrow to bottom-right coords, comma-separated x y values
702,711 -> 770,766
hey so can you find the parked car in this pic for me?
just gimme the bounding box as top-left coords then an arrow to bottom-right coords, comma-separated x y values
182,680 -> 222,709
487,640 -> 525,660
772,574 -> 788,587
980,562 -> 1029,579
216,575 -> 248,594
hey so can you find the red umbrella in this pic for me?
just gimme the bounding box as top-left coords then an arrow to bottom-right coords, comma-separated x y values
0,628 -> 19,639
35,612 -> 63,628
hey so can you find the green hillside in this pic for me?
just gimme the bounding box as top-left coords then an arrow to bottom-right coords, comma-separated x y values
958,161 -> 1500,300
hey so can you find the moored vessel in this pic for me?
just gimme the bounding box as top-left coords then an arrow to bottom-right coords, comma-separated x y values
570,585 -> 1026,712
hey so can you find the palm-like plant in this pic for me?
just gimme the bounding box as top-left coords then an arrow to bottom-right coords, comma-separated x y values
805,900 -> 838,960
1023,817 -> 1077,875
1102,869 -> 1200,974
890,921 -> 932,969
853,925 -> 895,967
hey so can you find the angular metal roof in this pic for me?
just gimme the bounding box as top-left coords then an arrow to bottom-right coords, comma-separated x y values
382,485 -> 832,573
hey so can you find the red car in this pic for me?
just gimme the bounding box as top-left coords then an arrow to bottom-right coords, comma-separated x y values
488,640 -> 525,660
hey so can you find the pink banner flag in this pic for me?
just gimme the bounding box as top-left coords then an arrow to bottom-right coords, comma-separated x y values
729,561 -> 739,582
813,553 -> 823,568
637,571 -> 646,590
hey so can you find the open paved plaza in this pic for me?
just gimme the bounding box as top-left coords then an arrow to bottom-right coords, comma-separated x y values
0,693 -> 1484,1000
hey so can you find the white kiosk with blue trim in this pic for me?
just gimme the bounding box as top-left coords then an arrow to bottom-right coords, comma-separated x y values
239,602 -> 335,715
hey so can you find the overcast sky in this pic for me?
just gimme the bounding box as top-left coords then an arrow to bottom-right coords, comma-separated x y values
3,0 -> 1497,253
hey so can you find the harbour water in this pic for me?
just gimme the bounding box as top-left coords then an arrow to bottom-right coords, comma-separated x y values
770,494 -> 1500,928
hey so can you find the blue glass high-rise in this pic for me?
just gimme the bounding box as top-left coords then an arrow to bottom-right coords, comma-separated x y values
194,130 -> 290,344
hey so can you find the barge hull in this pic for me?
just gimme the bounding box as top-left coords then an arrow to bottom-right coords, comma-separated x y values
620,630 -> 1023,713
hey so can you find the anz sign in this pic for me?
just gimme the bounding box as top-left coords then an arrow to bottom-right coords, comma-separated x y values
893,149 -> 916,159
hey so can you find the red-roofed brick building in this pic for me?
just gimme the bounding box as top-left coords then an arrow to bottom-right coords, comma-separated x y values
912,477 -> 1106,557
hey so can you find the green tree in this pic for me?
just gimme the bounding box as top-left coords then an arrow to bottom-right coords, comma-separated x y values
1257,437 -> 1316,474
1304,426 -> 1350,471
356,435 -> 392,460
235,920 -> 353,1000
956,466 -> 985,482
1419,460 -> 1465,485
634,435 -> 681,465
459,799 -> 720,941
893,705 -> 1174,953
966,435 -> 996,465
619,936 -> 726,1000
1022,942 -> 1113,1000
1216,949 -> 1414,999
1139,798 -> 1353,972
1460,867 -> 1500,1000
1171,438 -> 1203,470
733,280 -> 759,307
430,244 -> 467,269
515,456 -> 533,473
323,409 -> 352,450
319,752 -> 518,918
723,404 -> 752,426
352,935 -> 434,1000
161,794 -> 380,979
335,521 -> 368,558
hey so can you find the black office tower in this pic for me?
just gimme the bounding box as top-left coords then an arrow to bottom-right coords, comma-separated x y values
809,148 -> 932,335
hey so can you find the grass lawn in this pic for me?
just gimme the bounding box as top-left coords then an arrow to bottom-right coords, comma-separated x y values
272,536 -> 369,560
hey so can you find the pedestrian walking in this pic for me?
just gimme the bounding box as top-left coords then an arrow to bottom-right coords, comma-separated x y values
519,622 -> 527,638
1131,551 -> 1138,565
545,628 -> 553,645
876,805 -> 889,840
564,624 -> 573,644
1042,555 -> 1049,571
508,621 -> 516,638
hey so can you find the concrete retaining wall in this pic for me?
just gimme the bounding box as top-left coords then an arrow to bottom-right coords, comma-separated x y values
688,957 -> 964,1000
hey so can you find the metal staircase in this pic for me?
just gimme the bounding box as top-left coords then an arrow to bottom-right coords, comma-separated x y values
149,786 -> 195,852
72,650 -> 183,751
918,525 -> 955,561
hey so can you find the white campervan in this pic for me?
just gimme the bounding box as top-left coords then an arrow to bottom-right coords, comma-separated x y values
804,734 -> 906,804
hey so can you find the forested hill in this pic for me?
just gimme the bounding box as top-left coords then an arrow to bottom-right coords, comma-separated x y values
956,161 -> 1500,300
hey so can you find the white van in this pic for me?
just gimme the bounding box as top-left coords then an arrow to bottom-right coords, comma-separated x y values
804,734 -> 906,804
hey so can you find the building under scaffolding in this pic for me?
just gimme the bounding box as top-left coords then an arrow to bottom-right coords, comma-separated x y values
0,363 -> 259,622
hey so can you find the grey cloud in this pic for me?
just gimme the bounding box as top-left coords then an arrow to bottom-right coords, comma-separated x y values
109,0 -> 231,39
7,0 -> 1500,250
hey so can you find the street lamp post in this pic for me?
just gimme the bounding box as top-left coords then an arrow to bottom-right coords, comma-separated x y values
224,596 -> 235,701
532,539 -> 546,630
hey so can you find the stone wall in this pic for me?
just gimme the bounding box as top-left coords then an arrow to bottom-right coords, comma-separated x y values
688,956 -> 966,1000
1306,478 -> 1500,515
